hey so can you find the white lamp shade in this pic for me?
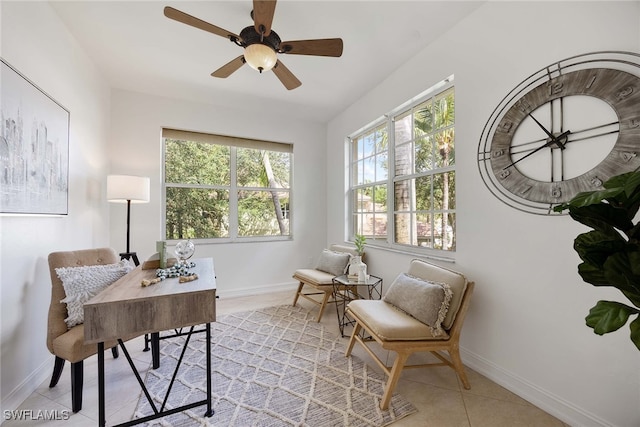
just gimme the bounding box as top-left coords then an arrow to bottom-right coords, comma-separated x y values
107,175 -> 150,203
244,44 -> 277,72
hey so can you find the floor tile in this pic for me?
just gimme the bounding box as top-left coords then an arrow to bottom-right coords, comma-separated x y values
463,393 -> 565,427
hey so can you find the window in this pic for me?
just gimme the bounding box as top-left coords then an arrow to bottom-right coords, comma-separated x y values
349,77 -> 455,254
162,129 -> 292,242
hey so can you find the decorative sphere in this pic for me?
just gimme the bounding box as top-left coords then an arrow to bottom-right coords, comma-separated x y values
174,239 -> 195,261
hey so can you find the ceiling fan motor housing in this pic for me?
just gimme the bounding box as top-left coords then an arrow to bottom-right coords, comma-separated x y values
239,26 -> 281,51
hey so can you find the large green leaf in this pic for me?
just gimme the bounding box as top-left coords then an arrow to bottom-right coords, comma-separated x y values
603,253 -> 640,296
605,170 -> 640,191
573,230 -> 626,266
568,204 -> 632,234
585,301 -> 638,335
630,316 -> 640,351
578,258 -> 640,308
564,188 -> 624,208
578,261 -> 609,285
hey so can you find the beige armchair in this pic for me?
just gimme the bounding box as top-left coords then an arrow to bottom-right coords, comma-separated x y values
47,248 -> 125,412
345,259 -> 474,410
292,244 -> 360,322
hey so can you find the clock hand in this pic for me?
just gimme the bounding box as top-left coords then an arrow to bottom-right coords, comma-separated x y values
528,113 -> 567,149
502,130 -> 571,170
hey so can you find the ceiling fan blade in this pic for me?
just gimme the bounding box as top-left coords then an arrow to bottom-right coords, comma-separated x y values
211,56 -> 246,78
253,0 -> 277,37
272,60 -> 301,90
164,6 -> 240,41
279,39 -> 343,57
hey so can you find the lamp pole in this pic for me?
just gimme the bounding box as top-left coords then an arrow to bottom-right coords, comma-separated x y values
126,199 -> 131,253
120,199 -> 139,266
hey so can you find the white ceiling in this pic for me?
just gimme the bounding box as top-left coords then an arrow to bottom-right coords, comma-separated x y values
51,1 -> 483,123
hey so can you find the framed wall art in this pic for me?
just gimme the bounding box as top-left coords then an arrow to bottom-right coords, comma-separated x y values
1,58 -> 69,215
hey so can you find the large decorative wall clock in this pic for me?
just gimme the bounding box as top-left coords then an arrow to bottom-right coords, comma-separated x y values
477,51 -> 640,215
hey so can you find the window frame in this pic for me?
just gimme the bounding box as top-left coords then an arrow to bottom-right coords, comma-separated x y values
347,76 -> 455,260
162,128 -> 293,244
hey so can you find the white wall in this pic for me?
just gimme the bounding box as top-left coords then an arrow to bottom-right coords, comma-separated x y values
108,89 -> 328,297
327,2 -> 640,427
0,1 -> 112,413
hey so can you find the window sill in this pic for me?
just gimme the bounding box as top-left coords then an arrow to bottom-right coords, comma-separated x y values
347,241 -> 456,264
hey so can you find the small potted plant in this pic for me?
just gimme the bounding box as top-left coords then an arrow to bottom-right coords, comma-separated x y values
348,234 -> 367,280
354,234 -> 366,256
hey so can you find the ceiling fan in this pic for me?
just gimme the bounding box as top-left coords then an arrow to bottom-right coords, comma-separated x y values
164,1 -> 344,90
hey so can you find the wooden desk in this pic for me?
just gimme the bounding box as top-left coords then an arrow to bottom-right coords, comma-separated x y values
84,258 -> 216,427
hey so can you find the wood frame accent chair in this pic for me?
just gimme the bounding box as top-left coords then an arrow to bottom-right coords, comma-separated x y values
345,259 -> 474,410
292,244 -> 360,322
47,248 -> 125,412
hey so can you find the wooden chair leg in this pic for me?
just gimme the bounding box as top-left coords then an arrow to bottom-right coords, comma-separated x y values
345,322 -> 362,357
449,347 -> 470,389
49,356 -> 65,388
111,346 -> 119,359
380,352 -> 410,411
316,289 -> 332,322
70,361 -> 83,413
292,282 -> 304,306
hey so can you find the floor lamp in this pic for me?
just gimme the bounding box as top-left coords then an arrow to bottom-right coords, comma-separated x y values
107,175 -> 150,266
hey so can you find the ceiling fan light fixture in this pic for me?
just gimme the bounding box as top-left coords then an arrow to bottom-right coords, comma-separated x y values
244,43 -> 277,73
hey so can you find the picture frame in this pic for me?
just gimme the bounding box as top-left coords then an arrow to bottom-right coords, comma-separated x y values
1,58 -> 69,215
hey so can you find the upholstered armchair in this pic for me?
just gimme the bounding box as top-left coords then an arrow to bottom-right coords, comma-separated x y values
292,244 -> 360,322
345,259 -> 474,410
47,248 -> 129,412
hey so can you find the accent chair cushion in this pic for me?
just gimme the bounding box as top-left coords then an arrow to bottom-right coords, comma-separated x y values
347,300 -> 450,341
293,268 -> 335,286
315,249 -> 351,277
56,260 -> 133,328
383,273 -> 452,336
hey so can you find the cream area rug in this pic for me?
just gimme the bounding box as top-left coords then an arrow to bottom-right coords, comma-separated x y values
133,305 -> 417,426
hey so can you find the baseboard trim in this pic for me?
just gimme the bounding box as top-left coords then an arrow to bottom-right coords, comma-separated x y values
460,347 -> 612,427
217,281 -> 298,299
1,356 -> 52,416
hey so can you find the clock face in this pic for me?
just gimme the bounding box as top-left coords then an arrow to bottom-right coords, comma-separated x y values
478,53 -> 640,215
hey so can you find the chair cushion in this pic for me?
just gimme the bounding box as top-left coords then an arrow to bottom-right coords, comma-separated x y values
293,268 -> 335,286
407,259 -> 468,330
315,249 -> 351,277
56,260 -> 133,328
383,273 -> 452,336
347,300 -> 449,341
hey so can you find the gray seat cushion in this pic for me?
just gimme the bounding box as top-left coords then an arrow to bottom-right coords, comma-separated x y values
347,300 -> 449,341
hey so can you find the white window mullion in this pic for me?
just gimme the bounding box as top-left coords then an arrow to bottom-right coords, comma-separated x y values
229,146 -> 239,239
387,118 -> 395,246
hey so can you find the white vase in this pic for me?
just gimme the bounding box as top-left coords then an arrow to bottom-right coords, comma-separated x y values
348,255 -> 364,279
357,260 -> 368,282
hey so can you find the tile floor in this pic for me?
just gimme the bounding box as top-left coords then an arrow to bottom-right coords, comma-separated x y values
4,290 -> 569,426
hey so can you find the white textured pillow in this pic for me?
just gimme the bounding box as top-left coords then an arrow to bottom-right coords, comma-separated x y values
57,260 -> 133,328
315,249 -> 351,277
383,273 -> 453,336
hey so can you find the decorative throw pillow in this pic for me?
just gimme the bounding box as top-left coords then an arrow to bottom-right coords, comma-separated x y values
383,273 -> 453,336
57,260 -> 133,328
315,249 -> 351,277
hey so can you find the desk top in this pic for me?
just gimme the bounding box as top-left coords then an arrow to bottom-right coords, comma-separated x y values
84,258 -> 216,343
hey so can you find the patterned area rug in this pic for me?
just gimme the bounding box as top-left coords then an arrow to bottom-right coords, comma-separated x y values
134,305 -> 417,426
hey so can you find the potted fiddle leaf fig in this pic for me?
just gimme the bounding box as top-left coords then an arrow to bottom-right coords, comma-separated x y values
554,171 -> 640,350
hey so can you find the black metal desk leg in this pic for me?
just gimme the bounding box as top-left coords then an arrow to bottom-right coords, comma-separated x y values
151,332 -> 160,369
204,323 -> 214,417
98,342 -> 106,427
